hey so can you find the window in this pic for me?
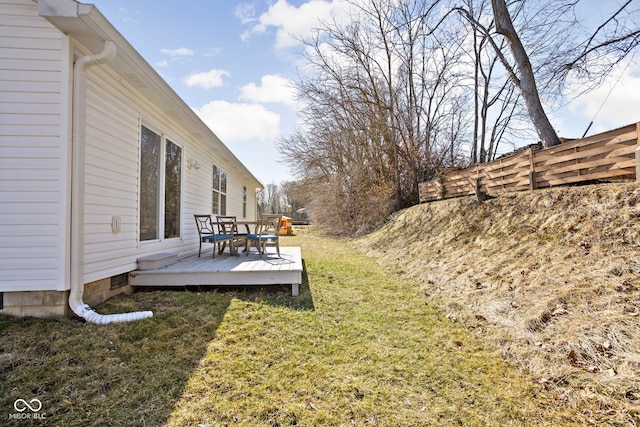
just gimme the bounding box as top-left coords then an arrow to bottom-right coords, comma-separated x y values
242,186 -> 247,218
164,139 -> 182,238
140,126 -> 161,241
139,125 -> 182,241
212,165 -> 227,215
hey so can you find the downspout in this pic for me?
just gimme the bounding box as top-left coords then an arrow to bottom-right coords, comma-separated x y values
70,40 -> 153,324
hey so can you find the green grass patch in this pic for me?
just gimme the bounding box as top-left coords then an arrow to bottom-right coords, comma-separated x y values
1,230 -> 572,426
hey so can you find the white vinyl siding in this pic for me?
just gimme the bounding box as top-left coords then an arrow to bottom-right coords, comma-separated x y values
0,0 -> 70,291
0,0 -> 261,289
83,65 -> 257,283
84,68 -> 140,281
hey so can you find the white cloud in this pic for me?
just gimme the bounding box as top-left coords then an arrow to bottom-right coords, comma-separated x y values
565,60 -> 640,134
116,7 -> 140,25
202,47 -> 223,58
250,0 -> 343,50
239,74 -> 297,107
235,3 -> 257,24
194,100 -> 281,142
160,47 -> 195,57
184,69 -> 231,89
240,30 -> 252,43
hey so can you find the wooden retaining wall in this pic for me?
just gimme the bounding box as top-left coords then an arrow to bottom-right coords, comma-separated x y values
419,122 -> 640,202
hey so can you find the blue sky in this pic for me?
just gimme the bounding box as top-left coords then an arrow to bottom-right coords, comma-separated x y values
90,0 -> 322,185
89,0 -> 640,186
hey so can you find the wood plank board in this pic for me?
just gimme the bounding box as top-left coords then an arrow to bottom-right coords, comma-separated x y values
537,156 -> 635,178
129,247 -> 303,296
418,122 -> 639,203
533,138 -> 636,168
538,168 -> 635,187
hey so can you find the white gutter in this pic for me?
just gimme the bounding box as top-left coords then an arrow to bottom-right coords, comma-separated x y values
69,40 -> 152,324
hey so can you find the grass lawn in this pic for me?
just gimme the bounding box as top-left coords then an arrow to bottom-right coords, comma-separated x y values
1,230 -> 574,426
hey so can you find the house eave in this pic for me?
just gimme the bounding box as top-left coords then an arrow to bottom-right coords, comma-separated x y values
36,0 -> 262,188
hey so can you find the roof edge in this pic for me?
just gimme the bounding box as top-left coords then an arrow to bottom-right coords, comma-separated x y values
38,0 -> 91,18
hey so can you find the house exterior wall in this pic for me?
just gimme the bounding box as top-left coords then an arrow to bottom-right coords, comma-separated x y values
83,64 -> 141,283
0,0 -> 261,314
81,63 -> 259,284
0,0 -> 71,292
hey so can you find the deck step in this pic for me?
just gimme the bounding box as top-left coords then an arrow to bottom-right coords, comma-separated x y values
136,253 -> 178,270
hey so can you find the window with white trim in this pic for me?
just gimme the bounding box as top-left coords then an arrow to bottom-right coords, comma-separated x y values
164,138 -> 182,238
242,186 -> 247,218
139,125 -> 182,241
212,165 -> 227,216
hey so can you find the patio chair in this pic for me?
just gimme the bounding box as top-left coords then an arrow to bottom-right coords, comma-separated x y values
216,216 -> 247,256
246,214 -> 282,258
193,214 -> 235,258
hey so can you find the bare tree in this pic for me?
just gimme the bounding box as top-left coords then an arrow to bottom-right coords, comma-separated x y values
561,0 -> 640,87
455,0 -> 565,148
279,0 -> 472,234
279,0 -> 640,234
459,0 -> 639,148
490,0 -> 561,147
459,0 -> 528,163
257,183 -> 284,216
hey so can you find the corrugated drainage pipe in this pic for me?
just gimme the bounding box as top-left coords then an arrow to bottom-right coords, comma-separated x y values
69,40 -> 152,324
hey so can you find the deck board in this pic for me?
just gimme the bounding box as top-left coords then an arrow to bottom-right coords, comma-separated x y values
129,247 -> 303,296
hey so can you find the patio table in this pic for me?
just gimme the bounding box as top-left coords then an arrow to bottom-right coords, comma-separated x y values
234,220 -> 259,233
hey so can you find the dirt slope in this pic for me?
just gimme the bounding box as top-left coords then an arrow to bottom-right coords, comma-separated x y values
357,182 -> 640,425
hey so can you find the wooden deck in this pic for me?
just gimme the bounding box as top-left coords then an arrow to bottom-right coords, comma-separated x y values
130,247 -> 303,296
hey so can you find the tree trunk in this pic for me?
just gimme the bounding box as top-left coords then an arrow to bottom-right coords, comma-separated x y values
491,0 -> 560,148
